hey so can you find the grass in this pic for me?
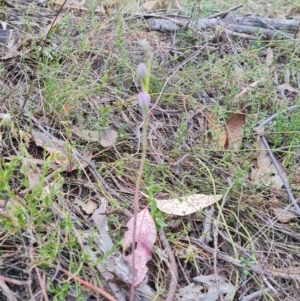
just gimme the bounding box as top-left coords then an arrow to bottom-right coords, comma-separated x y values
0,0 -> 300,300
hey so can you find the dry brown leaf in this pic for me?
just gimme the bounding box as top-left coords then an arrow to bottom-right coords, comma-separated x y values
26,167 -> 41,189
72,126 -> 117,147
265,48 -> 274,67
207,113 -> 227,147
31,129 -> 91,171
31,129 -> 71,165
100,128 -> 118,147
273,208 -> 298,223
251,139 -> 287,189
142,0 -> 181,10
225,113 -> 245,151
80,199 -> 99,215
278,83 -> 300,94
156,194 -> 223,216
72,126 -> 99,142
177,274 -> 235,301
166,0 -> 181,9
142,0 -> 158,10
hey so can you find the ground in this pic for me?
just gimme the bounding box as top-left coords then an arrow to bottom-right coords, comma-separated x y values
0,0 -> 300,300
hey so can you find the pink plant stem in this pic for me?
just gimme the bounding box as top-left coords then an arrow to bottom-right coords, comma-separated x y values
129,113 -> 149,301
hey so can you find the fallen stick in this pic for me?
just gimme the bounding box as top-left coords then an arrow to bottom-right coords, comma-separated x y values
254,105 -> 300,215
235,16 -> 300,32
207,4 -> 244,19
148,17 -> 298,39
189,238 -> 300,281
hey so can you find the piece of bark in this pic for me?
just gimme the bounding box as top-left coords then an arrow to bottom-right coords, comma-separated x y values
147,18 -> 181,32
223,23 -> 294,39
235,16 -> 300,32
148,16 -> 298,39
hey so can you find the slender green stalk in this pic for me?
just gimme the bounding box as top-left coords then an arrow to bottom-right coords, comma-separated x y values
129,41 -> 152,301
129,112 -> 149,301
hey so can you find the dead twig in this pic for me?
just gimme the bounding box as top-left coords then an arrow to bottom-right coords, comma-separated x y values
0,85 -> 19,106
254,105 -> 300,215
240,288 -> 272,301
207,4 -> 244,19
189,238 -> 300,281
35,267 -> 49,301
0,275 -> 31,285
0,280 -> 17,301
50,264 -> 117,301
213,178 -> 233,301
199,206 -> 214,244
159,228 -> 178,301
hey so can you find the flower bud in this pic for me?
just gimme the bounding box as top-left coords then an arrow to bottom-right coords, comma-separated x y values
137,92 -> 151,110
140,39 -> 153,58
137,63 -> 147,79
140,39 -> 150,52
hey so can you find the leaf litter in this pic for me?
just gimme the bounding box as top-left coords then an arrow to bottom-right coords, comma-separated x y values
156,194 -> 223,216
72,125 -> 118,147
176,274 -> 235,301
122,207 -> 157,285
225,113 -> 245,151
251,139 -> 288,189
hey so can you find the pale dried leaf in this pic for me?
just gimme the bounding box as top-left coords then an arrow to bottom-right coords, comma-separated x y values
92,198 -> 114,253
31,129 -> 70,165
278,83 -> 300,94
100,128 -> 118,147
31,129 -> 89,171
156,194 -> 223,216
27,167 -> 41,189
265,48 -> 274,67
84,198 -> 128,301
251,139 -> 287,189
167,0 -> 181,9
142,0 -> 158,10
273,208 -> 298,223
225,113 -> 245,151
207,113 -> 227,147
72,126 -> 99,142
80,199 -> 98,215
177,274 -> 234,301
122,208 -> 156,285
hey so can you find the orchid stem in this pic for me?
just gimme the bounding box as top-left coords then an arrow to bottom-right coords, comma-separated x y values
129,111 -> 149,301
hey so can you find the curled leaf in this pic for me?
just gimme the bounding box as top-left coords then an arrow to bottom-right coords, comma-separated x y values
225,113 -> 245,151
122,208 -> 156,285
